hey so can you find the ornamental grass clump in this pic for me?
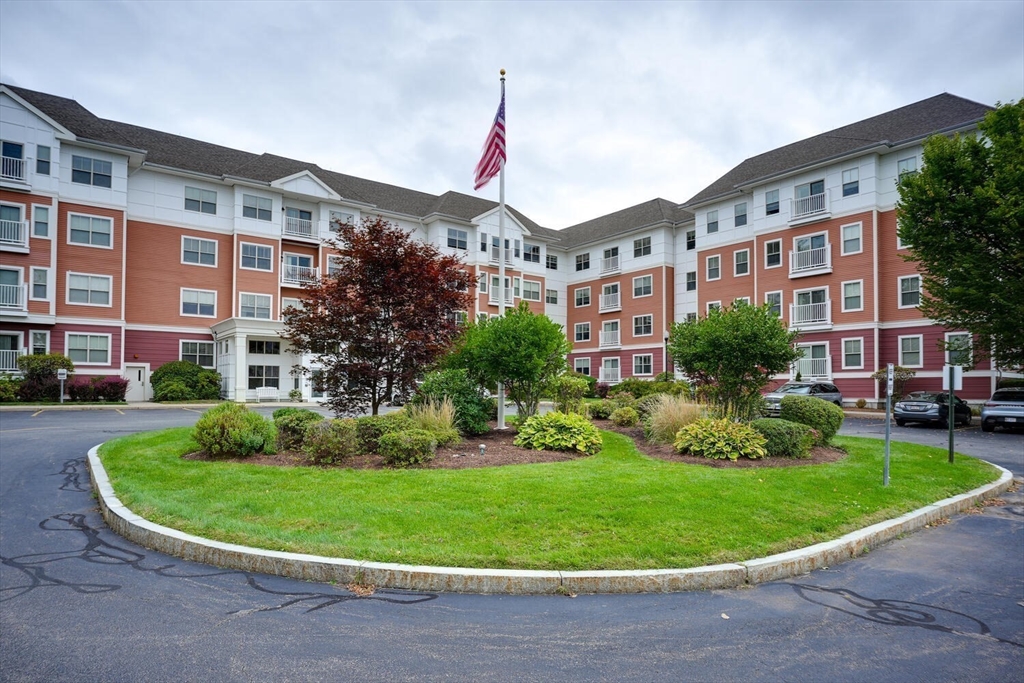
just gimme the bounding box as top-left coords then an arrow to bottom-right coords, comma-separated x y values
750,418 -> 816,458
673,417 -> 767,461
193,403 -> 276,458
779,395 -> 844,445
406,398 -> 461,447
302,419 -> 360,465
644,394 -> 704,444
513,411 -> 603,455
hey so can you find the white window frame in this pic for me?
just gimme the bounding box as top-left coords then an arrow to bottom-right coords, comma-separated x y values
545,254 -> 558,270
765,291 -> 782,318
632,274 -> 653,298
897,156 -> 918,179
180,340 -> 216,369
574,357 -> 591,376
30,329 -> 50,355
706,254 -> 721,281
66,271 -> 112,308
734,297 -> 751,306
633,314 -> 653,337
898,334 -> 924,368
447,228 -> 468,251
707,301 -> 721,313
522,280 -> 541,302
945,331 -> 973,367
65,332 -> 111,366
239,242 -> 274,272
633,236 -> 652,258
841,222 -> 862,256
841,337 -> 864,370
70,154 -> 112,187
181,235 -> 218,267
574,286 -> 591,308
633,353 -> 654,377
841,279 -> 864,313
765,239 -> 782,269
242,194 -> 273,221
29,266 -> 50,301
239,292 -> 273,320
734,249 -> 750,277
842,168 -> 859,196
545,289 -> 558,305
281,297 -> 303,314
180,288 -> 217,318
574,322 -> 591,342
898,275 -> 921,309
706,209 -> 718,234
184,186 -> 217,215
765,189 -> 780,215
575,253 -> 590,271
31,204 -> 50,239
523,243 -> 541,263
685,271 -> 697,292
67,212 -> 113,250
734,202 -> 747,227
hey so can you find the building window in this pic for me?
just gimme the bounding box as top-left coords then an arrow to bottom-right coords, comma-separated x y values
734,297 -> 751,306
633,274 -> 653,298
71,155 -> 112,187
242,194 -> 272,221
706,255 -> 721,281
181,288 -> 216,317
842,223 -> 862,255
765,189 -> 779,215
575,253 -> 590,271
185,186 -> 217,214
843,338 -> 863,369
32,206 -> 49,237
574,357 -> 591,376
447,228 -> 468,250
329,210 -> 354,232
686,271 -> 697,292
281,297 -> 303,314
69,214 -> 112,247
707,301 -> 722,313
686,312 -> 697,323
734,249 -> 749,276
633,314 -> 653,337
240,243 -> 272,271
842,280 -> 863,312
67,273 -> 111,306
248,340 -> 281,355
36,145 -> 50,176
686,229 -> 696,250
575,287 -> 591,307
899,335 -> 923,367
67,334 -> 109,364
899,275 -> 921,308
31,331 -> 48,355
947,332 -> 972,366
240,293 -> 272,319
546,254 -> 558,270
248,365 -> 280,390
545,289 -> 558,305
182,236 -> 217,266
524,243 -> 541,263
897,156 -> 918,180
1,141 -> 23,181
30,268 -> 47,300
634,354 -> 653,376
181,341 -> 215,368
842,168 -> 859,196
706,210 -> 718,234
633,236 -> 651,257
765,239 -> 781,268
522,280 -> 541,301
734,202 -> 747,227
574,323 -> 591,342
766,291 -> 782,317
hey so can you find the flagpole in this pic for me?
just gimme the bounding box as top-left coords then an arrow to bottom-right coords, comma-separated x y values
496,69 -> 507,430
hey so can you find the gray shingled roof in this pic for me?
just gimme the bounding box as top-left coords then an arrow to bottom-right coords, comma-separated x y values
555,198 -> 693,249
682,93 -> 992,208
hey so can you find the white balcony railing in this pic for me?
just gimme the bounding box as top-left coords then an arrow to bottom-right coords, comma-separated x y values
488,288 -> 515,306
1,155 -> 25,182
0,220 -> 27,247
599,368 -> 621,384
599,292 -> 620,311
283,216 -> 316,238
790,299 -> 831,327
0,283 -> 27,310
792,356 -> 832,379
789,245 -> 831,274
600,254 -> 620,274
0,349 -> 21,372
489,246 -> 514,265
599,330 -> 621,348
281,265 -> 319,285
792,192 -> 828,218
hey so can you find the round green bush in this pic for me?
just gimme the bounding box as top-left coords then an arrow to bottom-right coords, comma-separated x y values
513,411 -> 603,455
589,399 -> 616,419
673,418 -> 767,461
355,412 -> 414,454
610,406 -> 639,427
778,395 -> 845,445
750,418 -> 816,458
552,374 -> 591,415
275,409 -> 324,450
154,380 -> 193,402
378,429 -> 437,467
427,427 -> 461,448
193,403 -> 277,458
302,418 -> 359,465
412,369 -> 490,435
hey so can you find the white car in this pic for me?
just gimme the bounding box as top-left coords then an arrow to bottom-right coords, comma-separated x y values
980,388 -> 1024,432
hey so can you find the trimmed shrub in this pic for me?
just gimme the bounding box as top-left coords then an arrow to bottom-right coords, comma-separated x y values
644,394 -> 703,444
95,376 -> 128,402
17,377 -> 61,402
412,369 -> 490,435
553,373 -> 590,415
855,398 -> 867,409
610,406 -> 639,427
68,377 -> 98,402
275,409 -> 324,450
195,370 -> 223,400
302,418 -> 360,465
674,418 -> 767,461
588,399 -> 616,419
151,361 -> 222,401
514,411 -> 603,455
273,407 -> 305,421
611,392 -> 636,409
379,429 -> 437,467
17,353 -> 74,383
595,383 -> 610,399
154,380 -> 193,402
193,403 -> 276,458
356,412 -> 414,454
0,376 -> 20,402
997,378 -> 1024,389
779,395 -> 845,446
751,418 -> 816,458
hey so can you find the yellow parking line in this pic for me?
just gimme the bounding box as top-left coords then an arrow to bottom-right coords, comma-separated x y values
115,408 -> 125,415
182,408 -> 203,413
0,426 -> 59,433
32,410 -> 44,417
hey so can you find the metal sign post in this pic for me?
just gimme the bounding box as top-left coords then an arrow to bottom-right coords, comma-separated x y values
943,365 -> 962,464
57,368 -> 67,404
884,363 -> 893,486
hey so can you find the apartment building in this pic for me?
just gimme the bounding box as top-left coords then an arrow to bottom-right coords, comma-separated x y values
0,84 -> 1011,404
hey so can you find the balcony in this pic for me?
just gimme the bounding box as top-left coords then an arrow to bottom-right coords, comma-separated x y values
489,246 -> 514,265
789,245 -> 831,277
599,330 -> 620,348
600,254 -> 620,275
599,291 -> 620,312
1,155 -> 25,183
599,367 -> 621,384
789,299 -> 832,329
283,216 -> 316,239
791,192 -> 829,220
792,356 -> 832,380
0,283 -> 27,315
488,288 -> 515,306
281,265 -> 319,286
0,219 -> 28,251
0,348 -> 22,372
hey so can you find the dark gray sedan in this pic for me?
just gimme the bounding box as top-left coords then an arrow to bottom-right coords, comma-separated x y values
894,391 -> 972,427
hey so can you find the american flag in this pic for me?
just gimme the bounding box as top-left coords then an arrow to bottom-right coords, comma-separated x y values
473,87 -> 506,190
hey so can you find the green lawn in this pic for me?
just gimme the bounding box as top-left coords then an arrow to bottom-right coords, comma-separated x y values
97,429 -> 999,571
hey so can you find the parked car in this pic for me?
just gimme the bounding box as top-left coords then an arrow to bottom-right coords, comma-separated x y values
763,382 -> 843,417
893,391 -> 972,427
980,388 -> 1024,432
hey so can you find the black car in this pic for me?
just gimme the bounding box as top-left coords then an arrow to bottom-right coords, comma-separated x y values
893,391 -> 972,427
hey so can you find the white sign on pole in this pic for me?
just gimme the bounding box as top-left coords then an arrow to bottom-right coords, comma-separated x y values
942,365 -> 963,391
886,363 -> 894,396
56,369 -> 68,380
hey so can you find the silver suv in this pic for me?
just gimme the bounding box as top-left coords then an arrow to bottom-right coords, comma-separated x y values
980,388 -> 1024,432
763,382 -> 843,417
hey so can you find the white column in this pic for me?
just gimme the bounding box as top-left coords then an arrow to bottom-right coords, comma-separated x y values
233,334 -> 248,402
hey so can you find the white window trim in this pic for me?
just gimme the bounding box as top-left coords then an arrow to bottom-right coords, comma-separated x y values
30,329 -> 50,355
574,322 -> 591,342
574,357 -> 591,375
734,249 -> 750,277
239,292 -> 274,320
66,212 -> 114,250
840,222 -> 863,256
841,337 -> 864,370
179,339 -> 217,369
945,331 -> 973,366
632,314 -> 654,337
765,290 -> 783,318
633,353 -> 654,377
632,274 -> 653,299
522,280 -> 542,302
239,241 -> 275,272
706,254 -> 722,282
242,193 -> 274,221
793,230 -> 829,252
633,236 -> 652,258
29,266 -> 50,302
574,286 -> 591,308
764,239 -> 783,269
706,301 -> 721,313
64,331 -> 112,366
841,279 -> 864,313
734,297 -> 751,306
180,287 -> 218,319
31,203 -> 51,240
181,235 -> 219,268
65,271 -> 113,308
898,275 -> 922,309
898,334 -> 924,368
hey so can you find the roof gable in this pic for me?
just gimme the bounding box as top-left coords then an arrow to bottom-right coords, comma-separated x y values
270,170 -> 341,201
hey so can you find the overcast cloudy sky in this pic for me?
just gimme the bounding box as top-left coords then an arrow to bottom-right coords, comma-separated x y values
2,1 -> 1021,228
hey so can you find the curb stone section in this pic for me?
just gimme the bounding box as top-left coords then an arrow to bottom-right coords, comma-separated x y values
87,445 -> 1014,595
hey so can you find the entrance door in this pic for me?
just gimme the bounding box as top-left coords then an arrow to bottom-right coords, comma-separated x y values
123,364 -> 150,402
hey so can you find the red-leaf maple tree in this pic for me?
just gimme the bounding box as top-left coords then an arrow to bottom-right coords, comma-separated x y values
284,216 -> 475,415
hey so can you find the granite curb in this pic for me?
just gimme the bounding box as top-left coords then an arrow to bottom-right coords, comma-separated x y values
86,444 -> 1015,595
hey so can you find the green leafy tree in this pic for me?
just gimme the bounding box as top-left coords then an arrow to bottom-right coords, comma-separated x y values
667,302 -> 800,420
896,99 -> 1024,369
446,301 -> 570,419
